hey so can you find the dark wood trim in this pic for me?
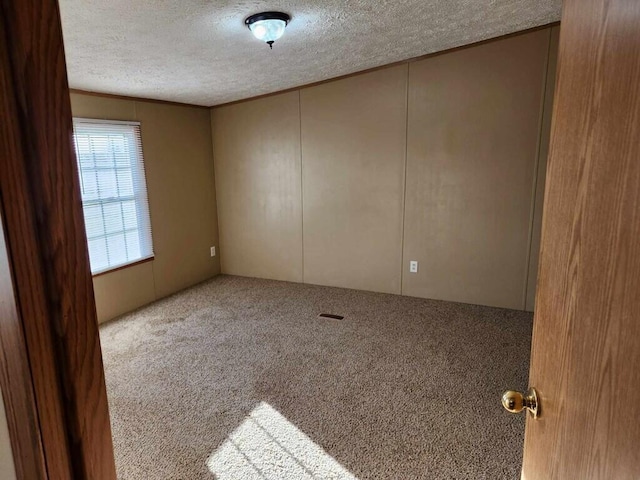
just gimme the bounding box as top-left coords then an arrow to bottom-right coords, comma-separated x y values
0,7 -> 72,477
214,21 -> 561,109
0,0 -> 117,478
69,88 -> 210,110
92,256 -> 155,278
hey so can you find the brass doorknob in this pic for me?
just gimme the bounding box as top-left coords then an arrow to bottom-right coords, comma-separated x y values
501,388 -> 539,418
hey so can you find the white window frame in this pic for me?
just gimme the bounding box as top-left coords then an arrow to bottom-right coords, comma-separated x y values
72,118 -> 154,275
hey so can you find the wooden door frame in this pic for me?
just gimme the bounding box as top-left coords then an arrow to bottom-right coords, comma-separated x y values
0,0 -> 116,478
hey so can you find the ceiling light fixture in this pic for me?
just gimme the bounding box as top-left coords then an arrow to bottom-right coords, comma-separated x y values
245,12 -> 291,49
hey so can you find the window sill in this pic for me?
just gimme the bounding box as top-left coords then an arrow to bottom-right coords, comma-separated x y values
91,256 -> 155,278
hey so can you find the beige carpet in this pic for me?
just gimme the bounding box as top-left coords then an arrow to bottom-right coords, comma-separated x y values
99,275 -> 532,479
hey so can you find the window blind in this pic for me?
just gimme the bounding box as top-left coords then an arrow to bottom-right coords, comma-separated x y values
72,119 -> 154,275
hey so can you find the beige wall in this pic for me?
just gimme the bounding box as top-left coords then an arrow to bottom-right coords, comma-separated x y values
212,92 -> 303,282
301,65 -> 408,294
0,389 -> 16,480
71,93 -> 220,323
402,28 -> 551,310
211,27 -> 558,311
526,25 -> 560,311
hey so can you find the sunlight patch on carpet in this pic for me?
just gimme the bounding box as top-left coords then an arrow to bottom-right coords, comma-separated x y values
207,402 -> 358,479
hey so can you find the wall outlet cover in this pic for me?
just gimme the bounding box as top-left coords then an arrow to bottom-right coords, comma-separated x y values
211,246 -> 216,257
410,260 -> 418,273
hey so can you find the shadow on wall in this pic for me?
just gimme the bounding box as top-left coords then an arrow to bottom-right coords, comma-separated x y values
207,402 -> 358,479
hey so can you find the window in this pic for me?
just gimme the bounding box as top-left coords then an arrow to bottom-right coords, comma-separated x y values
72,119 -> 154,275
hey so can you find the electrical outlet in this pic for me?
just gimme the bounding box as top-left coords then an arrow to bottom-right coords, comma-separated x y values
210,246 -> 216,257
409,260 -> 418,273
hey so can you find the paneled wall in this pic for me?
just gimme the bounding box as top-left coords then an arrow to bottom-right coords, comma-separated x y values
301,66 -> 408,294
212,92 -> 303,282
526,27 -> 560,311
212,26 -> 559,311
71,93 -> 221,323
402,28 -> 550,309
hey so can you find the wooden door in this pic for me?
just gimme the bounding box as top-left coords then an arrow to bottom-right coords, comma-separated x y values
522,0 -> 640,478
0,0 -> 117,478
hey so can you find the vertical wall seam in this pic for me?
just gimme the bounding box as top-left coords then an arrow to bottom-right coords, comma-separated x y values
522,27 -> 553,312
399,63 -> 410,296
299,90 -> 305,284
208,108 -> 221,276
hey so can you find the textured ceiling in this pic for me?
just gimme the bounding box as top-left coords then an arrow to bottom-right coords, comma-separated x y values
59,1 -> 562,107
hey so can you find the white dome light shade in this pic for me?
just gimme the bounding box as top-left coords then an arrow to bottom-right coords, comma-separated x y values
249,19 -> 287,43
245,12 -> 291,49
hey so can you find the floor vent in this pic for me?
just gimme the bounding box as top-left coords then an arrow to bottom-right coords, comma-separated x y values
318,313 -> 344,320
